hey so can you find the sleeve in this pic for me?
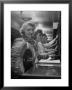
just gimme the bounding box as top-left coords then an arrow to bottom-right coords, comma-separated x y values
43,35 -> 58,48
11,38 -> 27,76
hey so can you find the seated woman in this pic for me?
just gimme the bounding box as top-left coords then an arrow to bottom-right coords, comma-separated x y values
35,29 -> 58,60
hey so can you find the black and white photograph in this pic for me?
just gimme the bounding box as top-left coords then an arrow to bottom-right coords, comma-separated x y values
11,11 -> 61,79
4,4 -> 69,87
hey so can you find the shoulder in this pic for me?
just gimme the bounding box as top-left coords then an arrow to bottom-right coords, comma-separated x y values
12,38 -> 26,48
14,38 -> 25,42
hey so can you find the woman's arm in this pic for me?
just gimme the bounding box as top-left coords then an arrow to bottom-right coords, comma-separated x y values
43,35 -> 58,48
44,45 -> 58,52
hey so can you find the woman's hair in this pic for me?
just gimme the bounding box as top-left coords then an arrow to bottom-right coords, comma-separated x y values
42,34 -> 47,38
36,29 -> 43,35
34,29 -> 43,40
20,21 -> 36,36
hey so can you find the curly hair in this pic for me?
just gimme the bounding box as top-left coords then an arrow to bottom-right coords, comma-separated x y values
20,21 -> 36,36
34,29 -> 43,40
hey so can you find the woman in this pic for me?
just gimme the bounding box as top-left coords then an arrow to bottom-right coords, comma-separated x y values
35,29 -> 58,60
11,21 -> 37,77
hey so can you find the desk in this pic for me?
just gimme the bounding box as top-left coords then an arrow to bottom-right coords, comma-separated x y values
21,60 -> 61,79
12,60 -> 61,79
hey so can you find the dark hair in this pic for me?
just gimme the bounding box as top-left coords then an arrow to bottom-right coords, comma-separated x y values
33,29 -> 43,40
36,29 -> 43,34
42,34 -> 47,37
35,29 -> 43,36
